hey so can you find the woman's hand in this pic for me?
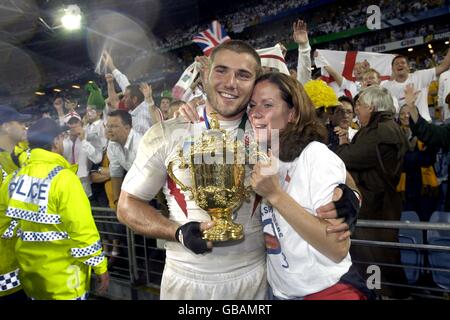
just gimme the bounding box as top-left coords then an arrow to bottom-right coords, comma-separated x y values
250,158 -> 282,204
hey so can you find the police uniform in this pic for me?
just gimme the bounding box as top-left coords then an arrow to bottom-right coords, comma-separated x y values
0,148 -> 107,300
0,141 -> 29,298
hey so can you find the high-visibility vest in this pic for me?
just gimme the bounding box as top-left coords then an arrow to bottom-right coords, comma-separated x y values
0,148 -> 107,300
0,141 -> 29,297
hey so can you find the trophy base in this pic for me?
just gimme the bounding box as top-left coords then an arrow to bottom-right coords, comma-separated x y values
202,210 -> 244,242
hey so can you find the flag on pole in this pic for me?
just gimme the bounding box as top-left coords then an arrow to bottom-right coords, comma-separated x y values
192,20 -> 231,56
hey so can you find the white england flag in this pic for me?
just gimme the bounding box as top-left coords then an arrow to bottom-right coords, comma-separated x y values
316,49 -> 395,81
257,44 -> 290,76
315,50 -> 396,97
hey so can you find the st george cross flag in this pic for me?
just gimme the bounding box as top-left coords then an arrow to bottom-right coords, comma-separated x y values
192,20 -> 231,56
315,49 -> 396,82
315,50 -> 396,98
257,44 -> 290,76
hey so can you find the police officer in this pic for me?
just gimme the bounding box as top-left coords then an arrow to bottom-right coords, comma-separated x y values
0,118 -> 109,300
0,105 -> 31,300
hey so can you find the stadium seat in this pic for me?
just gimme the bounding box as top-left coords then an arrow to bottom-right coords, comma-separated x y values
427,211 -> 450,289
399,211 -> 423,284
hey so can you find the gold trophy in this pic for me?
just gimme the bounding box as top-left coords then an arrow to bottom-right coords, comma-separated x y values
167,113 -> 249,241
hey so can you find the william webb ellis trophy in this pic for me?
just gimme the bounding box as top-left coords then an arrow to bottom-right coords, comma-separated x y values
168,112 -> 263,242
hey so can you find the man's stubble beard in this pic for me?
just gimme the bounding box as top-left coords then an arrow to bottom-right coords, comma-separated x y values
205,90 -> 249,119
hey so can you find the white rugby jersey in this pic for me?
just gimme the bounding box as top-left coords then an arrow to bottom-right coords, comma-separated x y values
122,109 -> 265,273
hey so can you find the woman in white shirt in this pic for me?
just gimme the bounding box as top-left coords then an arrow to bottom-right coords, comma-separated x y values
248,72 -> 369,300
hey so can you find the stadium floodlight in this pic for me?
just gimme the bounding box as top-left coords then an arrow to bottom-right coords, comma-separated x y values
61,5 -> 82,30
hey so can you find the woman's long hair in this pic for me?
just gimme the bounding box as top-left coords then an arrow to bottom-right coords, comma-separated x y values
254,72 -> 327,162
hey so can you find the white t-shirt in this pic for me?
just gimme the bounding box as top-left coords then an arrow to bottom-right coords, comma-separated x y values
382,68 -> 436,122
263,141 -> 351,299
63,136 -> 102,197
129,101 -> 153,136
438,69 -> 450,121
85,119 -> 107,152
122,112 -> 265,273
107,129 -> 142,178
348,127 -> 358,141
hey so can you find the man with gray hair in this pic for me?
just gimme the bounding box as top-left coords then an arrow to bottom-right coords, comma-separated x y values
334,85 -> 410,298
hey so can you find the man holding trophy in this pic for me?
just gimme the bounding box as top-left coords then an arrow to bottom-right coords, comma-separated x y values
117,40 -> 359,300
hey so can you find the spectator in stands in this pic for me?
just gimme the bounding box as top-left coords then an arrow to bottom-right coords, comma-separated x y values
105,73 -> 122,111
292,19 -> 311,85
334,85 -> 410,298
303,79 -> 342,149
319,57 -> 370,98
63,116 -> 102,198
438,68 -> 450,122
289,68 -> 297,79
404,83 -> 450,212
84,83 -> 110,209
159,90 -> 173,120
122,84 -> 152,135
381,49 -> 450,122
337,96 -> 358,141
85,82 -> 107,152
397,104 -> 439,221
362,69 -> 400,114
102,52 -> 154,135
249,72 -> 369,300
361,68 -> 381,89
105,110 -> 142,207
53,95 -> 81,125
0,118 -> 109,299
139,83 -> 164,123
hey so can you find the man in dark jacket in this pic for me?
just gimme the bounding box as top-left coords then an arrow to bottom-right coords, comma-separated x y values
404,83 -> 450,210
335,86 -> 410,298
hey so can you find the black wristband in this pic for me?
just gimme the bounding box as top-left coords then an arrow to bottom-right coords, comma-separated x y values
175,222 -> 209,254
333,183 -> 360,233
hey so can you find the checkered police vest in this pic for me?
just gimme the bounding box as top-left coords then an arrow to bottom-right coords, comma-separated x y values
0,166 -> 64,293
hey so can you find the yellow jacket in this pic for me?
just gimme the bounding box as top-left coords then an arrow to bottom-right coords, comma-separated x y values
0,141 -> 29,297
0,141 -> 29,184
0,148 -> 107,300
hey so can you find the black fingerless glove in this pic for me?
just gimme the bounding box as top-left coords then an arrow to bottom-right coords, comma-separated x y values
175,222 -> 209,254
334,184 -> 360,233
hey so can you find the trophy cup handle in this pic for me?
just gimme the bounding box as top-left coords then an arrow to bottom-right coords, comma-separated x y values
167,160 -> 190,192
256,151 -> 270,164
